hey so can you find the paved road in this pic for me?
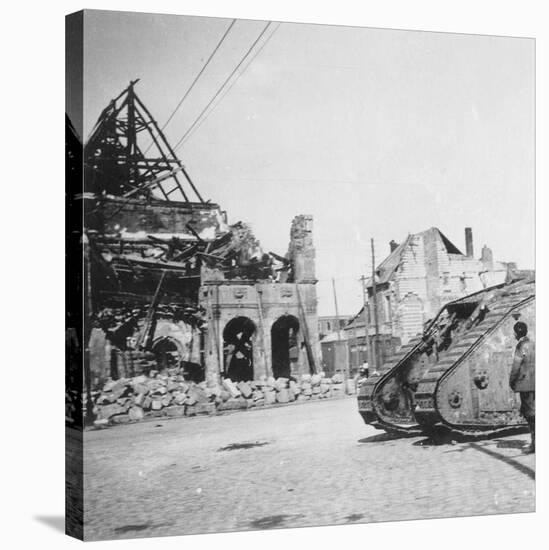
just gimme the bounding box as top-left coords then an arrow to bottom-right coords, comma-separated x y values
83,397 -> 535,541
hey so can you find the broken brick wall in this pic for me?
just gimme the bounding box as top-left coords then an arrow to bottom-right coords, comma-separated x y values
287,215 -> 316,282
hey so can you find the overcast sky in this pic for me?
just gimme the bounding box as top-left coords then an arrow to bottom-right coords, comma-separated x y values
79,10 -> 535,316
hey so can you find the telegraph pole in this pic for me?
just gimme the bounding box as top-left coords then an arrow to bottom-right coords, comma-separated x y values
371,238 -> 380,371
331,277 -> 341,342
360,275 -> 369,370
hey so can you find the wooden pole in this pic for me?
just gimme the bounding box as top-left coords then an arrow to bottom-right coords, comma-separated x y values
331,278 -> 341,342
360,274 -> 369,369
371,238 -> 380,371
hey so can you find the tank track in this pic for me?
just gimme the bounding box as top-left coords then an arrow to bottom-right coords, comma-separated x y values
357,336 -> 424,433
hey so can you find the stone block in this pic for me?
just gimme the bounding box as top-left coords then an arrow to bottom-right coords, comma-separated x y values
287,388 -> 296,402
142,396 -> 152,410
331,373 -> 344,384
254,399 -> 265,407
219,390 -> 231,402
297,393 -> 310,401
274,377 -> 289,391
312,386 -> 321,394
217,398 -> 248,411
264,390 -> 277,405
276,389 -> 290,403
186,402 -> 215,416
133,393 -> 146,407
320,384 -> 331,394
311,393 -> 320,400
252,389 -> 264,401
152,386 -> 167,396
167,381 -> 179,392
151,400 -> 163,411
161,395 -> 172,407
173,392 -> 187,405
222,378 -> 241,398
289,380 -> 300,394
321,378 -> 333,385
302,387 -> 312,396
311,374 -> 322,386
266,376 -> 276,388
300,374 -> 311,383
187,386 -> 209,404
128,406 -> 144,421
111,414 -> 130,424
237,381 -> 253,399
132,383 -> 149,395
165,405 -> 186,417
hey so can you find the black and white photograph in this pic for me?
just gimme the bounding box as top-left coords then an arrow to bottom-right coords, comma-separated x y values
58,2 -> 544,545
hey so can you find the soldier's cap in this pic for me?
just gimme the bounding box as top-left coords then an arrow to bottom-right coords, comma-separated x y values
513,321 -> 528,337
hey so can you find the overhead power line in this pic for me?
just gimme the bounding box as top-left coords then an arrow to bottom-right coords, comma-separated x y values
175,22 -> 280,150
173,21 -> 273,152
144,18 -> 237,153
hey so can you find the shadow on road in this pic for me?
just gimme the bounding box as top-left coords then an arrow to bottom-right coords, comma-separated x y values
358,431 -> 419,444
413,426 -> 529,447
469,442 -> 535,480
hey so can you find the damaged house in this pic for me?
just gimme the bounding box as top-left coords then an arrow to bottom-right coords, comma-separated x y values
346,227 -> 516,368
69,82 -> 321,411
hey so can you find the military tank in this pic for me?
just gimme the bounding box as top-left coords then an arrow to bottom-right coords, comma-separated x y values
357,275 -> 534,435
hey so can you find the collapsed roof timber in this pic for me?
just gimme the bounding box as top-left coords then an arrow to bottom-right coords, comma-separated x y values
70,82 -> 322,399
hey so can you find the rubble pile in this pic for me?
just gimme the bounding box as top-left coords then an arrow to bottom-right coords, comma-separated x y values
93,371 -> 356,427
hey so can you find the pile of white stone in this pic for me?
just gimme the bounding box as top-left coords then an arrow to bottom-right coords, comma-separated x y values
92,371 -> 356,427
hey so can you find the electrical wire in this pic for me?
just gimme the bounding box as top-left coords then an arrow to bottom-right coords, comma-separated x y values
172,21 -> 273,152
143,18 -> 236,154
175,22 -> 280,150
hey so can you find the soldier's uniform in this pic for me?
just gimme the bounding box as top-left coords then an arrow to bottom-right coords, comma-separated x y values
509,335 -> 535,451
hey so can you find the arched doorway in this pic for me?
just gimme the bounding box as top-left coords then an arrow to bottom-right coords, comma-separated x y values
152,337 -> 181,372
223,317 -> 256,382
271,315 -> 300,379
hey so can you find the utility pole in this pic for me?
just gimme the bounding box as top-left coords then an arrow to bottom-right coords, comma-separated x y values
331,277 -> 341,341
360,275 -> 369,370
371,238 -> 380,371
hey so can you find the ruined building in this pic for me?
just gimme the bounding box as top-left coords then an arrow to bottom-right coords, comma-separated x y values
69,82 -> 321,402
346,227 -> 515,368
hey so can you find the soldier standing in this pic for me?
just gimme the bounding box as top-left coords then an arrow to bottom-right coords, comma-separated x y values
509,321 -> 535,454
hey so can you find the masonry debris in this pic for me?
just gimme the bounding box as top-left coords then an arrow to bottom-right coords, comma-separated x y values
92,371 -> 352,427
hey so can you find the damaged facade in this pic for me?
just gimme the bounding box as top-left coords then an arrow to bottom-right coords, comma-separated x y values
70,83 -> 321,418
347,227 -> 515,368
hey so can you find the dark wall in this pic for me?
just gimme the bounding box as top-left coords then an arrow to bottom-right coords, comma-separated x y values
83,195 -> 226,237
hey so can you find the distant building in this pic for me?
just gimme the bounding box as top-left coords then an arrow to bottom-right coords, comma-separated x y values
319,331 -> 350,377
318,315 -> 352,340
348,227 -> 513,368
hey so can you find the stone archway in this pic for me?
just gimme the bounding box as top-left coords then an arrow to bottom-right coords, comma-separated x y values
271,315 -> 300,379
223,316 -> 256,382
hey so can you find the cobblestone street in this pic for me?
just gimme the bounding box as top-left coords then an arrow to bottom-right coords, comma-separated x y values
83,396 -> 535,541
